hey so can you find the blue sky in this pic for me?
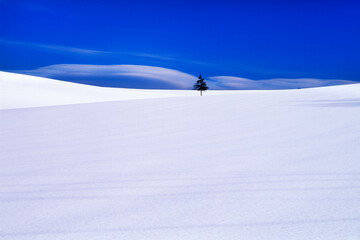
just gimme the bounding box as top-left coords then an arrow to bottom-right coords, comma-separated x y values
0,0 -> 359,89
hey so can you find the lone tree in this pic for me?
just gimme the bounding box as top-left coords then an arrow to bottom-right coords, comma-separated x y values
193,74 -> 208,96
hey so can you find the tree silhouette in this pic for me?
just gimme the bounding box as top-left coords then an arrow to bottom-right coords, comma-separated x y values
193,74 -> 208,96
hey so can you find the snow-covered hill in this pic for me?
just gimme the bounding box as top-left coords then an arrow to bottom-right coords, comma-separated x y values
0,71 -> 360,240
0,71 -> 215,109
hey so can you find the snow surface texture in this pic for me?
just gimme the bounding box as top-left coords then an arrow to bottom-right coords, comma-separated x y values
0,71 -> 222,109
0,71 -> 360,240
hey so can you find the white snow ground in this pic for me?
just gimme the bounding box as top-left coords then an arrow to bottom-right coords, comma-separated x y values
0,71 -> 360,240
0,71 -> 214,110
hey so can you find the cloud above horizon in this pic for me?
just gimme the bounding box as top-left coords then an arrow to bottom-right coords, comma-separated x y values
0,38 -> 178,61
0,38 -> 107,55
208,76 -> 356,90
15,64 -> 357,90
18,64 -> 197,89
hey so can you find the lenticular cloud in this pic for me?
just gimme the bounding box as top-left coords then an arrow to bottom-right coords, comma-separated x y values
208,76 -> 355,90
19,64 -> 197,89
17,64 -> 356,90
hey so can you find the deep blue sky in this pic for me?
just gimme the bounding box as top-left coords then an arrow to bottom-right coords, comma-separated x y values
0,0 -> 359,89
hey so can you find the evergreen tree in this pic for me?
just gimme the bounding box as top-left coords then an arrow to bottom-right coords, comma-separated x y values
193,74 -> 208,96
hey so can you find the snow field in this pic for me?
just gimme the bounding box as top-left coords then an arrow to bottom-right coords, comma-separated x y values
1,72 -> 360,239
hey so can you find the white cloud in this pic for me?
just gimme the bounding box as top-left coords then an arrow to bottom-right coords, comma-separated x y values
0,38 -> 183,61
0,38 -> 107,54
130,53 -> 175,61
19,64 -> 197,89
16,64 -> 357,90
208,76 -> 356,90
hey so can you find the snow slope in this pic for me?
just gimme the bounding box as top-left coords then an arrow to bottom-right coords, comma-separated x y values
0,71 -> 220,109
1,72 -> 360,240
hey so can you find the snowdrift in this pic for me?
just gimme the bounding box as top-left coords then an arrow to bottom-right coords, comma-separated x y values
1,71 -> 360,240
0,71 -> 212,109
